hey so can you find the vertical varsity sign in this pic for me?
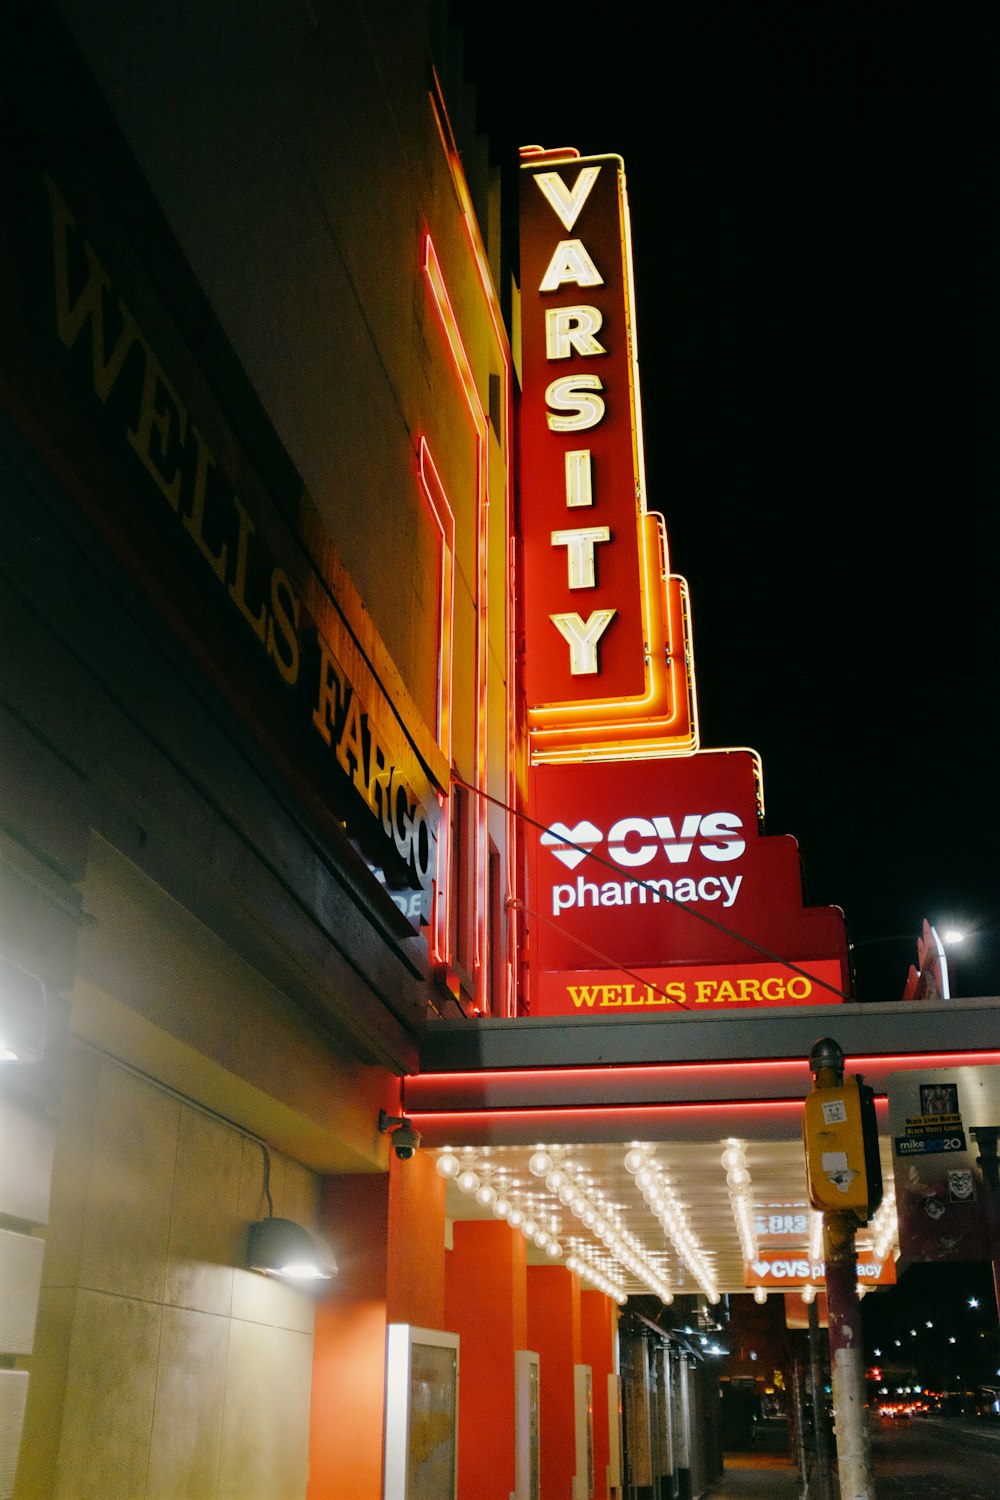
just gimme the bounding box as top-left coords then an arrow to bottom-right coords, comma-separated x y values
518,148 -> 697,762
518,147 -> 851,1016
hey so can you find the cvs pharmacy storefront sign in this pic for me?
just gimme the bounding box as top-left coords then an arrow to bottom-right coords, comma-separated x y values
527,750 -> 850,1014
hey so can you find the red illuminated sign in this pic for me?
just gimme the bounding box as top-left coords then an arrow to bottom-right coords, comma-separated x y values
526,751 -> 849,1010
746,1257 -> 896,1289
536,960 -> 845,1016
517,149 -> 849,1016
518,149 -> 696,759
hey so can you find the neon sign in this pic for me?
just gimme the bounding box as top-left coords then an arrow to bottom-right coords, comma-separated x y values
518,148 -> 697,760
526,751 -> 850,1012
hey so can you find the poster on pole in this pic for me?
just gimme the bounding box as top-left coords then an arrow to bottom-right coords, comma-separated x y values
887,1065 -> 1000,1262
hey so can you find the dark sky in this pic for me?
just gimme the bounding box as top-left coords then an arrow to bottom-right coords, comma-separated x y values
456,1 -> 1000,1000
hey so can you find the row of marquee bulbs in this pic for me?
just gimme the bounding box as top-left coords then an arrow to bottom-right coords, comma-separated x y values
436,1143 -> 723,1307
436,1147 -> 629,1303
721,1141 -> 758,1269
623,1146 -> 719,1304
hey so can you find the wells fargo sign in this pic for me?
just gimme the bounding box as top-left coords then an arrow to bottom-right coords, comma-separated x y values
538,961 -> 845,1015
22,173 -> 440,922
518,148 -> 696,760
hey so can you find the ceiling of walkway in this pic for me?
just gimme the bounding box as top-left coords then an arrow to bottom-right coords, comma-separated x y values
432,1136 -> 897,1302
410,999 -> 1000,1306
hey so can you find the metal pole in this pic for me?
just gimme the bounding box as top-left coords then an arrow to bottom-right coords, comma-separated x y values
791,1359 -> 811,1497
825,1217 -> 874,1499
809,1039 -> 876,1500
807,1298 -> 834,1500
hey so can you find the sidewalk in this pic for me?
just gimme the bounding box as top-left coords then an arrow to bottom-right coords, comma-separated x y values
701,1452 -> 803,1498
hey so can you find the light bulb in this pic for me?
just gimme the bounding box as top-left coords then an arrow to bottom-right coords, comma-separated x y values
457,1169 -> 480,1195
528,1149 -> 552,1177
435,1153 -> 460,1179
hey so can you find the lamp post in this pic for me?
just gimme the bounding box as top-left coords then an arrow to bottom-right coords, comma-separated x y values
851,921 -> 967,1001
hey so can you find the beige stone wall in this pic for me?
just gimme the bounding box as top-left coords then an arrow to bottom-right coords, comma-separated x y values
16,1049 -> 319,1500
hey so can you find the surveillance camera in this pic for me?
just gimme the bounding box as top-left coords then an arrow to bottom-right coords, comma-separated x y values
378,1109 -> 421,1160
391,1121 -> 422,1160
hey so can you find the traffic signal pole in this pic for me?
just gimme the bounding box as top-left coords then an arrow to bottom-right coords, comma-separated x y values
805,1038 -> 877,1500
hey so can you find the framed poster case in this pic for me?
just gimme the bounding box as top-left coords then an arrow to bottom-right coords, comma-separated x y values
573,1363 -> 594,1500
384,1324 -> 459,1500
607,1372 -> 623,1492
514,1349 -> 541,1500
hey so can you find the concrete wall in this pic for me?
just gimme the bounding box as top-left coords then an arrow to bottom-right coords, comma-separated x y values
16,1050 -> 320,1500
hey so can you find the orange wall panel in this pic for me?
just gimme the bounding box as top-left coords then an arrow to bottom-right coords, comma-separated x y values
527,1265 -> 582,1500
309,1173 -> 391,1500
386,1149 -> 447,1327
310,1300 -> 387,1500
581,1291 -> 617,1499
445,1221 -> 527,1500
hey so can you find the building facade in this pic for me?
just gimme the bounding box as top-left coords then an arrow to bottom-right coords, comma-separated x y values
0,4 -> 542,1497
10,8 -> 992,1500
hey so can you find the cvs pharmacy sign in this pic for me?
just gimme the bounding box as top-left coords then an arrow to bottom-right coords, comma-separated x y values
526,750 -> 851,989
746,1257 -> 896,1288
541,812 -> 745,870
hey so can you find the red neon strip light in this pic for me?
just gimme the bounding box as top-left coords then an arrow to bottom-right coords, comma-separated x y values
407,1049 -> 1000,1090
405,1100 -> 809,1124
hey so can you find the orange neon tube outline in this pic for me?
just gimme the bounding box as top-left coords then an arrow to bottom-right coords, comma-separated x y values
415,437 -> 455,761
425,74 -> 517,1013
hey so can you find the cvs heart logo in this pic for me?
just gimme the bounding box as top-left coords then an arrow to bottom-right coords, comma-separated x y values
540,821 -> 603,871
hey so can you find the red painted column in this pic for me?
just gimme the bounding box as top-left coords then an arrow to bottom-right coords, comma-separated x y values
527,1264 -> 582,1500
445,1220 -> 528,1500
387,1149 -> 447,1328
309,1154 -> 447,1500
309,1173 -> 390,1500
581,1290 -> 618,1500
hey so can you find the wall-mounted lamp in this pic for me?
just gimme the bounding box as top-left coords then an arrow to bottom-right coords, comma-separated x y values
247,1216 -> 337,1281
379,1109 -> 422,1160
246,1140 -> 336,1280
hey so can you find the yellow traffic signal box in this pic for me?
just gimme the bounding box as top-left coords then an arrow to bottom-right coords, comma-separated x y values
803,1075 -> 882,1221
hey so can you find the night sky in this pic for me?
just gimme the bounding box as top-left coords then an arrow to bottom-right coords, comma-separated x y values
456,1 -> 1000,1000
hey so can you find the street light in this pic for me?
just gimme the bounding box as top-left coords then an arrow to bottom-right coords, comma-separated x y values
852,922 -> 963,1001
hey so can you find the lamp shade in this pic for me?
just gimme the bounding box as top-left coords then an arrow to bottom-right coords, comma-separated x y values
247,1217 -> 337,1280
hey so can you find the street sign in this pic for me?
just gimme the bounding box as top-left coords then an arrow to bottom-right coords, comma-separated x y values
887,1065 -> 1000,1262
